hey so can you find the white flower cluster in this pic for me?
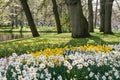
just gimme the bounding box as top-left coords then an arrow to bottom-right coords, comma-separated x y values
0,44 -> 120,80
109,43 -> 120,51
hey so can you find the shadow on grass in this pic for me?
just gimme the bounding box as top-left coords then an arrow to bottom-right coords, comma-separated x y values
114,33 -> 120,37
65,35 -> 119,47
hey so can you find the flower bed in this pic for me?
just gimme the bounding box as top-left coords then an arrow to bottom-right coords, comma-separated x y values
0,44 -> 120,80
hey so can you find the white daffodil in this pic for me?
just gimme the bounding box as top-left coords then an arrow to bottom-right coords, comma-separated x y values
16,69 -> 21,74
12,72 -> 16,78
18,75 -> 23,80
39,55 -> 46,62
105,72 -> 109,76
64,61 -> 70,67
12,53 -> 18,57
108,76 -> 112,80
84,62 -> 89,67
72,60 -> 78,66
77,64 -> 83,69
89,72 -> 94,78
102,76 -> 106,80
22,70 -> 27,77
114,71 -> 119,79
47,62 -> 54,68
57,75 -> 62,80
46,73 -> 52,79
67,65 -> 73,70
39,63 -> 46,69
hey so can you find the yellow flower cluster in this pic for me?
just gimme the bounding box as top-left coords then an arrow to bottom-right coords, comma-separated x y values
31,45 -> 112,58
17,41 -> 25,44
0,44 -> 3,48
31,48 -> 63,58
79,45 -> 111,52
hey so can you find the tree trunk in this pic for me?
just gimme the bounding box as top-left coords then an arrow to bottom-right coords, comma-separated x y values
20,11 -> 24,32
88,0 -> 94,32
10,8 -> 14,29
115,0 -> 120,11
94,0 -> 98,28
19,0 -> 39,37
104,0 -> 114,34
52,0 -> 62,34
66,0 -> 90,38
14,7 -> 18,27
100,0 -> 106,32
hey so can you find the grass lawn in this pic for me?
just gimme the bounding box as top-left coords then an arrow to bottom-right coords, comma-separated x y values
0,30 -> 120,57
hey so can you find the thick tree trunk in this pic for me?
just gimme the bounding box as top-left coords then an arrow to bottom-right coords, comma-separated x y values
66,0 -> 90,38
88,0 -> 94,32
104,0 -> 114,34
100,0 -> 106,32
20,0 -> 39,37
115,0 -> 120,10
52,0 -> 62,34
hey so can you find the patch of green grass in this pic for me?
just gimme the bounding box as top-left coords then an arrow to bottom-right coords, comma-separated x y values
0,31 -> 120,58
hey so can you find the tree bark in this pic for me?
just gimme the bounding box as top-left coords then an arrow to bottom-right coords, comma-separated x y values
88,0 -> 94,32
20,11 -> 24,32
94,0 -> 98,28
66,0 -> 90,38
100,0 -> 106,32
104,0 -> 114,34
10,8 -> 14,28
52,0 -> 62,34
14,6 -> 18,27
115,0 -> 120,11
19,0 -> 39,37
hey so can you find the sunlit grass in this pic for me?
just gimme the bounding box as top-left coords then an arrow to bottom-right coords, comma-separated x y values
0,30 -> 120,57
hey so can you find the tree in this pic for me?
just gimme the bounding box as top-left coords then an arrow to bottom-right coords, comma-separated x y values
66,0 -> 90,38
115,0 -> 120,11
104,0 -> 114,34
88,0 -> 94,32
94,0 -> 98,28
19,0 -> 39,37
100,0 -> 106,32
52,0 -> 62,33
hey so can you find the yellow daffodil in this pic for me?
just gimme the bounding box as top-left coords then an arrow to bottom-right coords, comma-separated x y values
31,45 -> 112,58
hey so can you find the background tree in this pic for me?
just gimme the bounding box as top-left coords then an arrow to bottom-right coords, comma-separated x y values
0,0 -> 120,34
88,0 -> 94,32
66,0 -> 90,38
115,0 -> 120,10
0,0 -> 12,26
19,0 -> 39,37
52,0 -> 62,33
100,0 -> 106,32
104,0 -> 114,34
57,0 -> 71,32
94,0 -> 98,28
11,0 -> 19,27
